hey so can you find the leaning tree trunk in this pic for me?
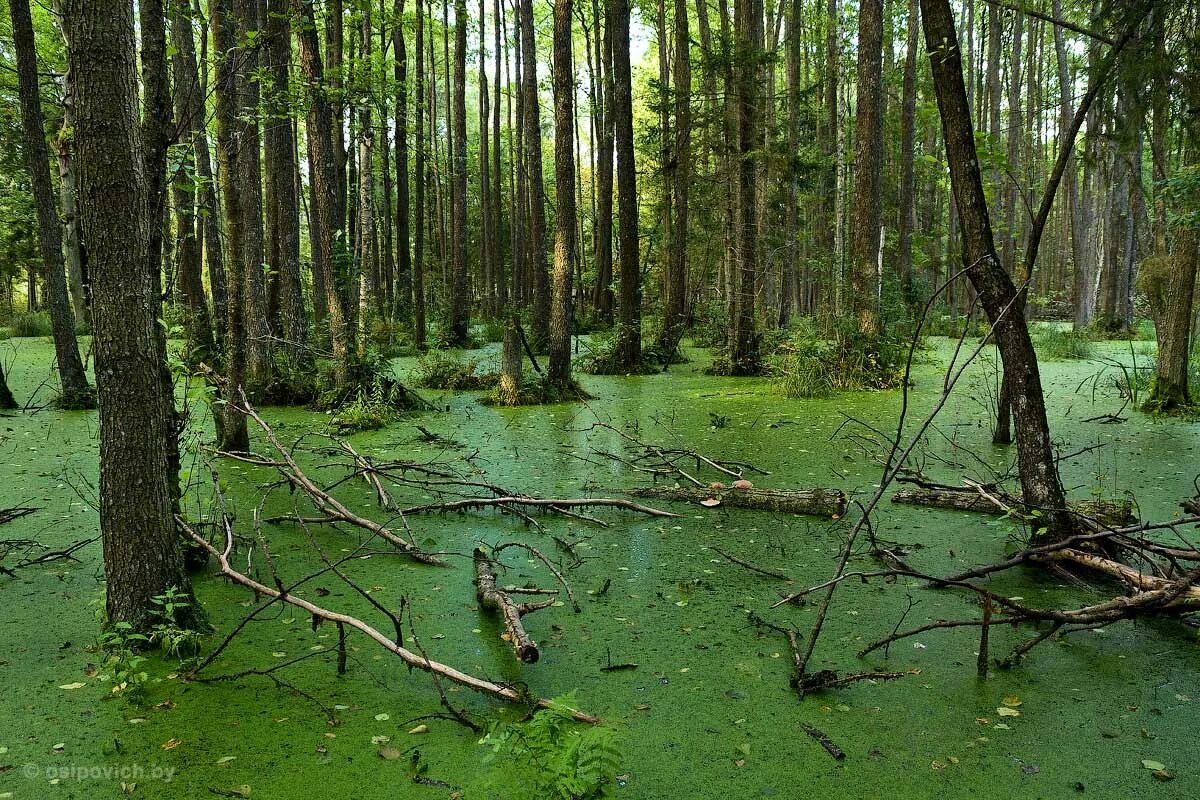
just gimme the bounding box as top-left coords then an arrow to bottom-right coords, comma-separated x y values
920,0 -> 1074,542
61,0 -> 195,630
8,0 -> 95,410
547,0 -> 577,389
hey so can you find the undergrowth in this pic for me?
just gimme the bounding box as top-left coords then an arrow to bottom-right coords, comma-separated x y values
413,350 -> 498,390
1033,325 -> 1095,360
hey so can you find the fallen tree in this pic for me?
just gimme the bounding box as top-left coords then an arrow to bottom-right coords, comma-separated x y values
629,485 -> 846,517
891,481 -> 1135,527
474,547 -> 556,663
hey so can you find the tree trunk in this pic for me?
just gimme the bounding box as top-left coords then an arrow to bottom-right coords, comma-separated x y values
519,0 -> 551,350
8,0 -> 95,409
52,50 -> 88,327
657,0 -> 691,355
728,0 -> 762,375
61,0 -> 194,630
1052,0 -> 1090,329
920,0 -> 1073,541
0,361 -> 15,409
850,0 -> 884,337
610,0 -> 642,368
548,0 -> 577,388
593,0 -> 615,321
448,0 -> 471,344
394,0 -> 412,320
896,0 -> 919,305
412,0 -> 428,348
265,0 -> 307,366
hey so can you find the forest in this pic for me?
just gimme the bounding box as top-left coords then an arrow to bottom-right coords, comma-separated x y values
0,0 -> 1198,796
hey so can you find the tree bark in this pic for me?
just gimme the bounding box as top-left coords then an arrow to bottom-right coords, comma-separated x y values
8,0 -> 95,409
519,0 -> 551,350
610,0 -> 642,368
548,0 -> 577,387
394,0 -> 412,320
920,0 -> 1074,541
61,0 -> 194,630
897,0 -> 919,305
850,0 -> 884,337
448,0 -> 471,344
412,0 -> 428,348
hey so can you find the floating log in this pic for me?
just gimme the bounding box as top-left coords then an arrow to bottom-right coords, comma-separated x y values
627,486 -> 846,518
474,547 -> 552,663
891,486 -> 1135,528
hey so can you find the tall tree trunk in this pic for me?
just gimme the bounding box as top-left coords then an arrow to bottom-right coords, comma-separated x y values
265,0 -> 307,365
657,0 -> 690,354
727,0 -> 762,374
610,0 -> 642,367
548,0 -> 577,387
412,0 -> 428,348
448,0 -> 471,344
9,0 -> 95,409
52,46 -> 88,327
850,0 -> 884,337
1051,0 -> 1089,328
394,0 -> 412,319
921,0 -> 1073,541
478,0 -> 492,315
896,0 -> 919,305
356,1 -> 378,352
592,0 -> 615,321
492,0 -> 506,310
519,0 -> 551,349
293,0 -> 353,388
61,0 -> 195,629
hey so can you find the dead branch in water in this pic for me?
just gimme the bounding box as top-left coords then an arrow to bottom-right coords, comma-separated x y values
474,547 -> 555,663
580,420 -> 769,488
180,515 -> 599,723
628,485 -> 846,517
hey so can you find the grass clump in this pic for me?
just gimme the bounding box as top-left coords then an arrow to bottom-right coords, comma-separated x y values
413,350 -> 498,390
9,310 -> 51,338
1034,325 -> 1095,360
485,374 -> 591,406
767,317 -> 910,396
577,329 -> 659,376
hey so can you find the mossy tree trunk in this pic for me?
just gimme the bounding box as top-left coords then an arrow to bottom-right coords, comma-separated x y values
61,0 -> 195,631
8,0 -> 95,410
548,0 -> 577,389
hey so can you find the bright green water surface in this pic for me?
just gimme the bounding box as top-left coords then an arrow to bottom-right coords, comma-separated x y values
1,335 -> 1197,799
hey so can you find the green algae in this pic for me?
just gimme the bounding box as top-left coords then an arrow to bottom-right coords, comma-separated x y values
1,335 -> 1199,799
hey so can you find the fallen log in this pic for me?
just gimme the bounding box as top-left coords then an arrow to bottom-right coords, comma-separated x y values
404,496 -> 679,519
182,519 -> 598,723
627,486 -> 846,518
474,547 -> 552,663
891,485 -> 1135,527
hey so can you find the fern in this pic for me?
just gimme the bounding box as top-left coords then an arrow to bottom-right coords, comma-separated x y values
476,694 -> 621,800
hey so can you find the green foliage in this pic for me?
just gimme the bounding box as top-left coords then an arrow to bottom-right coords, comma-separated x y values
690,300 -> 728,349
476,695 -> 622,800
97,622 -> 151,702
364,314 -> 416,358
9,310 -> 51,338
485,374 -> 590,406
148,587 -> 203,660
768,316 -> 911,396
331,383 -> 403,432
576,329 -> 658,376
1033,325 -> 1095,361
413,350 -> 497,390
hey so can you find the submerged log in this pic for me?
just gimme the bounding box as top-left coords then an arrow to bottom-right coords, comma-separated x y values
474,547 -> 550,663
627,486 -> 846,518
891,486 -> 1135,527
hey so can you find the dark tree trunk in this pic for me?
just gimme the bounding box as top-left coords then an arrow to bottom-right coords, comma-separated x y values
850,0 -> 884,337
293,0 -> 353,387
656,0 -> 690,355
169,0 -> 217,364
61,0 -> 194,630
265,0 -> 307,365
548,0 -> 577,387
412,0 -> 428,349
448,0 -> 471,345
0,361 -> 15,409
897,0 -> 919,305
610,0 -> 642,367
1052,0 -> 1090,329
9,0 -> 95,409
593,0 -> 615,321
728,0 -> 762,375
921,0 -> 1073,541
519,0 -> 551,350
394,0 -> 412,319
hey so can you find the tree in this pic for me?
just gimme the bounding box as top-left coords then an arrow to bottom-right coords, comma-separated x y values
609,0 -> 642,368
655,0 -> 690,355
448,0 -> 471,345
8,0 -> 95,409
519,0 -> 551,350
920,0 -> 1073,540
850,0 -> 884,337
394,0 -> 412,320
60,0 -> 195,629
0,362 -> 16,409
547,0 -> 577,388
412,0 -> 428,349
896,0 -> 919,305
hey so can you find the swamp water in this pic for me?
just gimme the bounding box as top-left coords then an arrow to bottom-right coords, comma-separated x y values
1,336 -> 1197,799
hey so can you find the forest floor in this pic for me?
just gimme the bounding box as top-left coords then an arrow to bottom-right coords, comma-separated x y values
1,332 -> 1198,799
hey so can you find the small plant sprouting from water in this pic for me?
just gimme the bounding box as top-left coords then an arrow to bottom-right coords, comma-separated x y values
477,694 -> 622,799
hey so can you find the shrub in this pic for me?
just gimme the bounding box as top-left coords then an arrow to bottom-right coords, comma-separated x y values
413,350 -> 497,390
769,316 -> 911,395
1034,325 -> 1095,360
485,374 -> 590,406
9,310 -> 51,338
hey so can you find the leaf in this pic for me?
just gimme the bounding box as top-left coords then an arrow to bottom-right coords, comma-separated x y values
1001,695 -> 1022,707
408,724 -> 428,735
216,756 -> 237,765
1142,760 -> 1166,772
374,713 -> 390,721
996,707 -> 1021,717
58,682 -> 86,690
160,738 -> 182,750
378,746 -> 403,760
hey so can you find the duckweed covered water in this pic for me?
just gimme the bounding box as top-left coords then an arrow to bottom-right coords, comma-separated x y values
1,336 -> 1197,799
